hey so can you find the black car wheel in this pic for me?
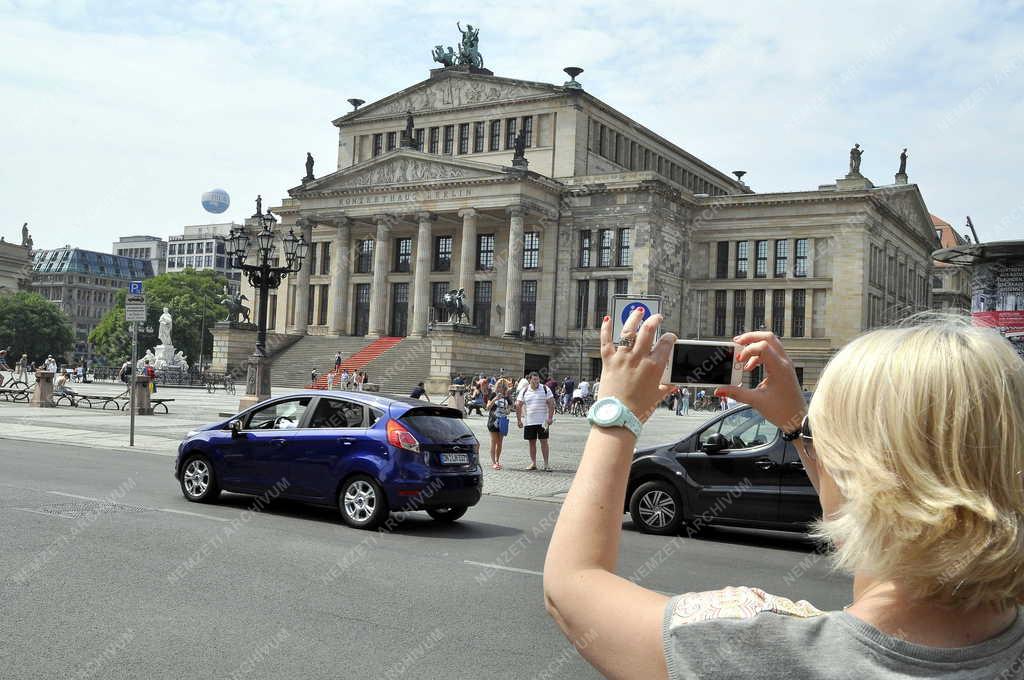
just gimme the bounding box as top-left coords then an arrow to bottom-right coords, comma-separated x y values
180,454 -> 221,503
339,475 -> 388,530
426,505 -> 469,523
629,480 -> 684,535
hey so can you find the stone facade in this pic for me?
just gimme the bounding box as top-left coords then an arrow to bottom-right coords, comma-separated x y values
0,241 -> 32,293
240,60 -> 937,389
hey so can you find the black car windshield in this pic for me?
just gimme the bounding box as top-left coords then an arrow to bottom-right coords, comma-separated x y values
401,409 -> 473,443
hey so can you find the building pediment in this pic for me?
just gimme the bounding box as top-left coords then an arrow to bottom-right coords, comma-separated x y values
289,150 -> 513,196
334,72 -> 564,124
876,186 -> 940,246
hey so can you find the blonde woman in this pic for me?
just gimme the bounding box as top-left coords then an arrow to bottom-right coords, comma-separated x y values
485,382 -> 511,470
544,310 -> 1024,679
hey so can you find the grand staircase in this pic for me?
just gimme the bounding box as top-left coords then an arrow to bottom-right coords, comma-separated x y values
271,335 -> 431,397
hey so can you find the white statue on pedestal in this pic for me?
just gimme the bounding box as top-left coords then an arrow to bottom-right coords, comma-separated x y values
158,307 -> 173,346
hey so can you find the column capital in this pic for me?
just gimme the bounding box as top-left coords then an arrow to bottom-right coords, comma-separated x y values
458,208 -> 478,219
506,205 -> 525,218
416,211 -> 438,223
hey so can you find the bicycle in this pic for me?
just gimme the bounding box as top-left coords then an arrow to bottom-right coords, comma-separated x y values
569,395 -> 595,417
223,376 -> 235,395
1,368 -> 29,392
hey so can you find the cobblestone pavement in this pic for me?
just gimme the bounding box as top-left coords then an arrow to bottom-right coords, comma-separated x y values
0,381 -> 720,501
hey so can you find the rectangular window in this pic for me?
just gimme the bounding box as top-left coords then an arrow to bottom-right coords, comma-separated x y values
575,280 -> 589,329
578,230 -> 592,268
523,232 -> 540,269
431,282 -> 450,323
318,284 -> 329,325
442,125 -> 454,154
433,235 -> 453,272
186,242 -> 194,254
320,242 -> 330,275
716,241 -> 729,279
615,278 -> 628,296
598,229 -> 613,267
755,240 -> 768,278
356,239 -> 374,273
521,116 -> 533,147
617,228 -> 632,267
595,279 -> 609,328
204,255 -> 212,267
505,117 -> 517,150
794,239 -> 808,277
458,123 -> 470,154
307,285 -> 316,326
520,280 -> 537,330
372,133 -> 383,157
713,290 -> 727,336
385,131 -> 397,152
771,290 -> 786,336
752,290 -> 766,330
732,290 -> 746,336
394,237 -> 412,272
473,281 -> 491,331
792,289 -> 806,337
308,242 -> 317,274
812,290 -> 827,337
489,120 -> 501,151
774,240 -> 789,278
414,128 -> 424,150
473,122 -> 485,153
476,234 -> 495,270
205,241 -> 213,253
428,127 -> 439,154
735,241 -> 749,278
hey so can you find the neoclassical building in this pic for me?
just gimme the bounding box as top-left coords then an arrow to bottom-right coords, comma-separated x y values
244,43 -> 937,390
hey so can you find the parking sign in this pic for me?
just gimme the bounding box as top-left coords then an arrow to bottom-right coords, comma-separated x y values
611,295 -> 662,343
129,280 -> 143,296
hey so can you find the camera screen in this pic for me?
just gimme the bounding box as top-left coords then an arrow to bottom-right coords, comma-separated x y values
669,343 -> 735,385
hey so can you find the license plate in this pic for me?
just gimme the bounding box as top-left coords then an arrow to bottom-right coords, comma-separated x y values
440,453 -> 469,465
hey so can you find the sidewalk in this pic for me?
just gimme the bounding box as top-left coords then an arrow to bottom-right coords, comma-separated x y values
0,383 -> 719,501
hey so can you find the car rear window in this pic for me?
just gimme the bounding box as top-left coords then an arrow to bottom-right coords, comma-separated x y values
400,409 -> 473,442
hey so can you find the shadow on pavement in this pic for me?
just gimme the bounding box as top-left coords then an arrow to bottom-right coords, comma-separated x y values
622,519 -> 822,554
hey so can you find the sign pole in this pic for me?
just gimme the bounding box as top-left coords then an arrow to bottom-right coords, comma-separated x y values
130,321 -> 137,447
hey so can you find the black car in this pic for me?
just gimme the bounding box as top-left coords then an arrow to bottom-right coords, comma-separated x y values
626,405 -> 820,535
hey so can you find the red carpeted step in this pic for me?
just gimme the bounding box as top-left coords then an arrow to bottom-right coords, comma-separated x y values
305,337 -> 404,389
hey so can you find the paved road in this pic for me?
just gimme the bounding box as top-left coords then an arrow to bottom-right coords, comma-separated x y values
0,439 -> 850,679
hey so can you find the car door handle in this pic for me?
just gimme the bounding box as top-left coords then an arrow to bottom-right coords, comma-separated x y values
337,437 -> 355,446
271,438 -> 287,448
754,460 -> 777,470
787,461 -> 805,470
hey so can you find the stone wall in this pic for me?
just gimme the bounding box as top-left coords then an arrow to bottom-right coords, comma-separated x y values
211,323 -> 300,375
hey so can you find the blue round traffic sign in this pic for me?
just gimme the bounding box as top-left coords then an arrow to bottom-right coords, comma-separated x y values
621,302 -> 653,324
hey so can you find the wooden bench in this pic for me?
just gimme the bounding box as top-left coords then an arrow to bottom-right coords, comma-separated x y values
120,397 -> 175,414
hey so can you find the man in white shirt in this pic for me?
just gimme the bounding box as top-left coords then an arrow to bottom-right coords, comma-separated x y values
516,374 -> 530,396
577,380 -> 591,398
516,372 -> 555,471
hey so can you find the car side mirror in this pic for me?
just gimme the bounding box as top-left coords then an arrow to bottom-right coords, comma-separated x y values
701,432 -> 730,454
229,419 -> 242,439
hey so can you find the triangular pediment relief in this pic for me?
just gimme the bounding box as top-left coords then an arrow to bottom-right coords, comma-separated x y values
338,73 -> 563,122
291,151 -> 509,195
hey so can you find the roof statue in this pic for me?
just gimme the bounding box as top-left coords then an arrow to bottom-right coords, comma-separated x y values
304,152 -> 315,182
432,22 -> 484,71
898,148 -> 908,175
848,143 -> 864,177
399,111 -> 418,149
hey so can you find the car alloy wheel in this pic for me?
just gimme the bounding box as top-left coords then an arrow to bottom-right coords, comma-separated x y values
629,480 -> 684,535
180,455 -> 220,503
339,476 -> 388,530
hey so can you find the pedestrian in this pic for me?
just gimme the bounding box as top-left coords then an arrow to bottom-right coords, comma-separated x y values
543,314 -> 1024,680
326,370 -> 335,391
310,367 -> 319,385
516,371 -> 555,471
340,368 -> 351,390
720,396 -> 729,411
676,386 -> 690,416
528,322 -> 536,338
354,371 -> 365,391
410,382 -> 429,402
143,360 -> 156,393
15,353 -> 28,381
44,355 -> 57,373
485,382 -> 511,469
334,351 -> 342,372
118,359 -> 131,384
466,384 -> 485,416
75,365 -> 84,383
515,373 -> 530,397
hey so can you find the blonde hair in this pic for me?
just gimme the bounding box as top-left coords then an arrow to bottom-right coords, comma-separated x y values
809,314 -> 1024,609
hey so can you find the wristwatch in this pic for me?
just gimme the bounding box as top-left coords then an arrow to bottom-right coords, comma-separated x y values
587,397 -> 643,439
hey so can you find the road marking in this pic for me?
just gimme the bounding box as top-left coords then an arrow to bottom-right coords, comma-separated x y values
463,560 -> 543,576
46,490 -> 231,523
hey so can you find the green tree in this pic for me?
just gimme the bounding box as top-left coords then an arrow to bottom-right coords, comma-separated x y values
89,269 -> 228,367
0,292 -> 75,363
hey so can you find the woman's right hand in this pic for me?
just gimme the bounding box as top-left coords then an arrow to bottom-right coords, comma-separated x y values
714,331 -> 805,433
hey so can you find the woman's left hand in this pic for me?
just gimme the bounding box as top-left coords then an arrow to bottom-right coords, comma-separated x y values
598,309 -> 677,423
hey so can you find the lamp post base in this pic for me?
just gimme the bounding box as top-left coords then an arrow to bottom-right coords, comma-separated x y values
238,354 -> 272,411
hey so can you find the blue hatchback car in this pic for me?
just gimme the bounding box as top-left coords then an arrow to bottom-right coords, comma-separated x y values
174,391 -> 482,529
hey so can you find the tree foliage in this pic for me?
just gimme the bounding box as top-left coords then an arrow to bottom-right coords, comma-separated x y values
0,292 -> 75,363
89,269 -> 229,367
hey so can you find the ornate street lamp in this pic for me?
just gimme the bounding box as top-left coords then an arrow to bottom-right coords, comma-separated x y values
229,198 -> 308,407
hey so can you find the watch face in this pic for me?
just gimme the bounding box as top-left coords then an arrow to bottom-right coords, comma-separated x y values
596,401 -> 620,422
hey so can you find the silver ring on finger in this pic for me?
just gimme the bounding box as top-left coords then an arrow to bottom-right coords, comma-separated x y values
618,333 -> 636,350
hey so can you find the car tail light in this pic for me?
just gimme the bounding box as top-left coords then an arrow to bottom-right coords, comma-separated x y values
387,419 -> 420,454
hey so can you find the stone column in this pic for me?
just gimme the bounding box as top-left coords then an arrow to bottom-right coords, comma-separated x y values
292,219 -> 314,335
31,371 -> 55,408
411,212 -> 435,337
131,374 -> 154,415
329,218 -> 352,335
457,208 -> 478,316
366,215 -> 392,338
503,206 -> 525,336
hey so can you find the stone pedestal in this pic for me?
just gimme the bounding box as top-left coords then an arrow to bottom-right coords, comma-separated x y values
131,375 -> 154,415
836,174 -> 874,190
238,354 -> 272,411
31,371 -> 55,408
895,172 -> 908,185
211,321 -> 258,374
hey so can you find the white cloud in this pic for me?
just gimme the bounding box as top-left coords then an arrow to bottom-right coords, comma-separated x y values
0,0 -> 1022,250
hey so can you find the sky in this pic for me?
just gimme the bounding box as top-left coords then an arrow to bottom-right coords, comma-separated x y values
1,0 -> 1022,251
